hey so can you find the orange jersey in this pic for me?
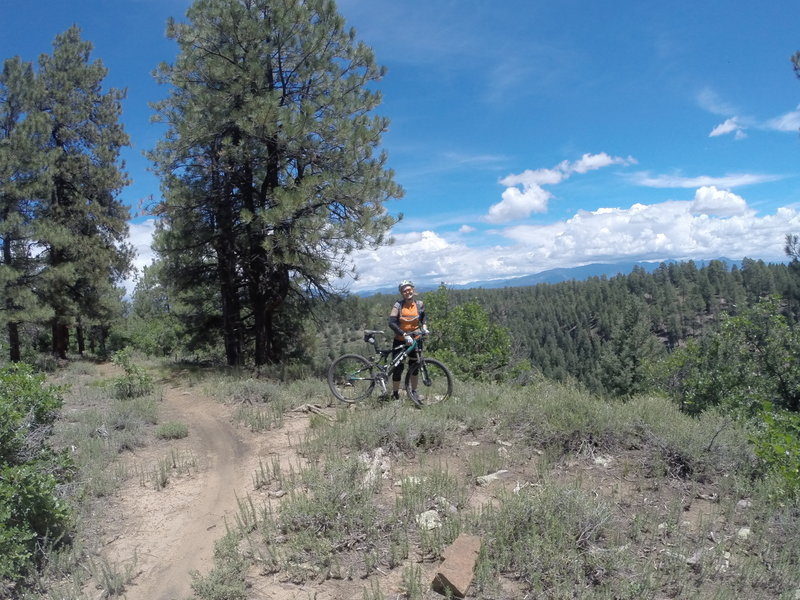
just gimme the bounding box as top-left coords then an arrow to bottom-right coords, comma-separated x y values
398,301 -> 420,334
390,299 -> 425,340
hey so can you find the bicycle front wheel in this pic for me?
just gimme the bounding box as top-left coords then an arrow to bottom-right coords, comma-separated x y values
405,358 -> 453,406
328,354 -> 376,404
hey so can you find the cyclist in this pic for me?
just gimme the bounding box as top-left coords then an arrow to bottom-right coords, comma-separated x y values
388,280 -> 428,402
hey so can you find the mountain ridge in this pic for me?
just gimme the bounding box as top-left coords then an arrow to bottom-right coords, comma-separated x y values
357,258 -> 745,296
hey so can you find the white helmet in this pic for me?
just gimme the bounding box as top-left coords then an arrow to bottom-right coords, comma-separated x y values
398,280 -> 414,293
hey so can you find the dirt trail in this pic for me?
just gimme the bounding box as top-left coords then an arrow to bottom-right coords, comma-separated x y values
100,386 -> 302,600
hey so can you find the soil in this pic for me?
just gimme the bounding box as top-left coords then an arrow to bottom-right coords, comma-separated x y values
79,367 -> 724,600
90,378 -> 311,600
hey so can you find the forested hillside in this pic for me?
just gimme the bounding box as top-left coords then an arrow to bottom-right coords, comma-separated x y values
310,258 -> 800,396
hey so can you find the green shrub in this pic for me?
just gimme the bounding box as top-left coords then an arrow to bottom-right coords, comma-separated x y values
0,364 -> 73,583
749,405 -> 800,500
0,466 -> 72,575
0,363 -> 62,464
655,297 -> 800,416
111,347 -> 154,399
424,283 -> 514,381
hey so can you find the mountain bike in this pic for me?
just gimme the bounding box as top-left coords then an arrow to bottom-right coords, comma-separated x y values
327,330 -> 453,407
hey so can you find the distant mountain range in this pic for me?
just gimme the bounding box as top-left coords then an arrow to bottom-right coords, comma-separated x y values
358,258 -> 745,296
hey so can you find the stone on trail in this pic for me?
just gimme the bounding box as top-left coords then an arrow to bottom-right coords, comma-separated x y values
431,534 -> 481,598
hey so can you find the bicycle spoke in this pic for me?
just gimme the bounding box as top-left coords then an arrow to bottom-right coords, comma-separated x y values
327,354 -> 375,403
405,358 -> 453,405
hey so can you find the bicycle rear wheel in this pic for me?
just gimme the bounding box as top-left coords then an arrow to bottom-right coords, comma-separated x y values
328,354 -> 376,403
405,358 -> 453,405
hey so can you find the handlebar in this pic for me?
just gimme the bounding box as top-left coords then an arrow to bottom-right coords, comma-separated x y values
363,329 -> 430,351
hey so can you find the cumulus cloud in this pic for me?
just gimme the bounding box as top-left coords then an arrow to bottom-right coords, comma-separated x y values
128,219 -> 157,273
497,200 -> 797,268
690,186 -> 749,217
342,197 -> 799,293
486,153 -> 635,224
570,152 -> 636,173
122,219 -> 157,297
342,230 -> 487,291
459,224 -> 476,233
129,200 -> 798,299
487,184 -> 553,223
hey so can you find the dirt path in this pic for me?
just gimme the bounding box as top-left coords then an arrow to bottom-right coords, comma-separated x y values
100,385 -> 302,600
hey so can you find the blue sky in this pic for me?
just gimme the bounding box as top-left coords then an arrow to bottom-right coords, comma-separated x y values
3,0 -> 800,293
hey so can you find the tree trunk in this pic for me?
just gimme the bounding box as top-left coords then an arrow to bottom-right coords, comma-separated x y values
2,235 -> 21,362
251,268 -> 290,365
52,320 -> 69,359
252,286 -> 270,366
220,276 -> 243,366
98,326 -> 108,357
76,323 -> 85,355
7,321 -> 20,362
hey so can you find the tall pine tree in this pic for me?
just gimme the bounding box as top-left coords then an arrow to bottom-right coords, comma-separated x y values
0,57 -> 52,361
150,0 -> 402,365
36,27 -> 133,358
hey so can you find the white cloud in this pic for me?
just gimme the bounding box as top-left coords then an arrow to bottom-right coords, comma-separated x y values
487,184 -> 553,222
486,153 -> 635,224
459,224 -> 476,233
699,88 -> 800,137
128,219 -> 157,274
128,202 -> 797,299
632,172 -> 781,189
765,105 -> 800,133
690,186 -> 749,217
709,117 -> 747,139
342,196 -> 799,293
696,87 -> 738,116
569,152 -> 637,174
342,230 -> 487,291
122,218 -> 157,297
497,200 -> 795,267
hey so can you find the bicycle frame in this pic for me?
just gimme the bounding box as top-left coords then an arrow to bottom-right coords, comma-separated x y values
362,329 -> 421,395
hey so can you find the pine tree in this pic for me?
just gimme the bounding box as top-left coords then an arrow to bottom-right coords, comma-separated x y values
35,27 -> 133,358
0,57 -> 52,362
150,0 -> 402,365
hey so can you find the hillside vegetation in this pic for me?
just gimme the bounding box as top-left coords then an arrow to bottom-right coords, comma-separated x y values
3,254 -> 800,598
2,0 -> 799,593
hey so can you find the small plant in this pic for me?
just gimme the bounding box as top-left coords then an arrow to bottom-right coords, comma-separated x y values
156,421 -> 189,440
88,553 -> 137,597
145,449 -> 196,490
277,457 -> 381,573
464,447 -> 505,480
190,533 -> 249,600
111,347 -> 154,399
476,483 -> 618,597
233,404 -> 282,432
400,563 -> 425,599
362,578 -> 386,600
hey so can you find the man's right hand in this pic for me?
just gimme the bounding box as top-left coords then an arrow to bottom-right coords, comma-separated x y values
404,334 -> 414,346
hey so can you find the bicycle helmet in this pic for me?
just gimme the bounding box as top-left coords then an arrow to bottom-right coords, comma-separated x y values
398,280 -> 414,293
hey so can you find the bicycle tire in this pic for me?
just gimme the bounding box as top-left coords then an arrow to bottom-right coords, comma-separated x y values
328,354 -> 376,403
405,358 -> 453,406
